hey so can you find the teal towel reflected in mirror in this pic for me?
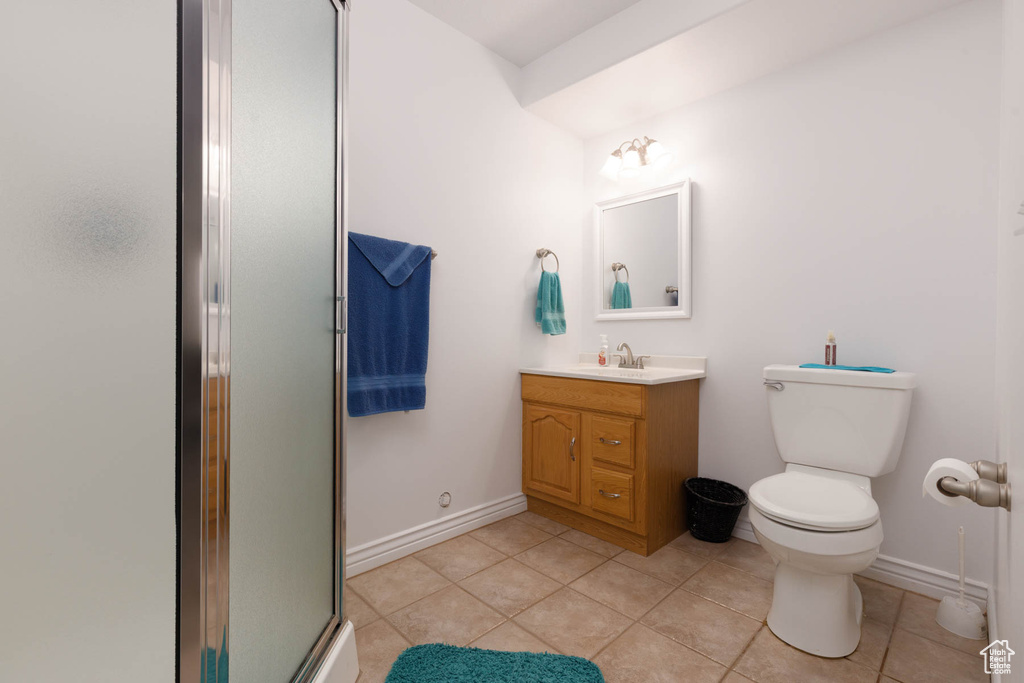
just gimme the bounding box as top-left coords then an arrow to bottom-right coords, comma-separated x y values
611,281 -> 632,309
536,270 -> 566,335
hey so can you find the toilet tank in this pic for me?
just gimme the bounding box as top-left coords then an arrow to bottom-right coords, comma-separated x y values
763,365 -> 916,477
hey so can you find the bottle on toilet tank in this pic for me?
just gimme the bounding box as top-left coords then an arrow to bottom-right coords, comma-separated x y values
825,330 -> 837,366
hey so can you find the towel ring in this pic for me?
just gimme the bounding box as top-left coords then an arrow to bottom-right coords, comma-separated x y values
536,248 -> 559,273
611,262 -> 629,283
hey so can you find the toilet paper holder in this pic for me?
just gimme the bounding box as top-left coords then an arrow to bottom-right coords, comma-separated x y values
937,460 -> 1011,511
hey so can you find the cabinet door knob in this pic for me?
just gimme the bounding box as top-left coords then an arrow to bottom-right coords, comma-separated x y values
599,489 -> 621,499
599,438 -> 621,446
570,437 -> 576,461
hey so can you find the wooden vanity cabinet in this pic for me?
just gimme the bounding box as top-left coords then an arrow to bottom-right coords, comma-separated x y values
521,373 -> 699,556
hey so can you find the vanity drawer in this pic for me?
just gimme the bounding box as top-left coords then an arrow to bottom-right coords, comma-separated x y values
589,416 -> 635,469
521,374 -> 644,417
590,468 -> 634,522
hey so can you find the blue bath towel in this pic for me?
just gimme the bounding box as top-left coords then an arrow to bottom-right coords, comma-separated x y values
799,364 -> 896,373
348,232 -> 432,416
535,270 -> 566,335
611,281 -> 632,309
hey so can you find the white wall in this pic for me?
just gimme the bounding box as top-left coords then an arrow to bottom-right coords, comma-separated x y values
346,0 -> 585,550
0,2 -> 176,681
581,0 -> 1001,581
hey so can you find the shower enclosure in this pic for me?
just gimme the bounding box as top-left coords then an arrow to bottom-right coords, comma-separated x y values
178,1 -> 351,681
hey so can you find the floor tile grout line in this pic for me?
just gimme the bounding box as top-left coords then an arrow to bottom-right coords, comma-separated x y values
514,511 -> 572,536
345,581 -> 388,626
556,527 -> 626,558
382,584 -> 507,647
890,624 -> 988,660
502,615 -> 569,656
583,615 -> 638,663
676,582 -> 768,623
469,529 -> 552,557
415,531 -> 512,559
514,550 -> 612,587
374,576 -> 455,620
873,588 -> 903,677
602,570 -> 687,624
558,579 -> 665,623
463,616 -> 512,648
723,623 -> 763,680
418,545 -> 513,585
464,567 -> 565,620
888,591 -> 989,658
623,582 -> 762,670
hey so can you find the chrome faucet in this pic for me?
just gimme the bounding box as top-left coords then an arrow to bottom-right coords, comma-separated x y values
615,342 -> 650,369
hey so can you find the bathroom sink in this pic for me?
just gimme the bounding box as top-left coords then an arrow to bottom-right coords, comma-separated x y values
520,354 -> 706,385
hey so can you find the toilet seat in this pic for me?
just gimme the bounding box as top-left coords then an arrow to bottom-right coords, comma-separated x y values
749,506 -> 883,557
749,471 -> 879,532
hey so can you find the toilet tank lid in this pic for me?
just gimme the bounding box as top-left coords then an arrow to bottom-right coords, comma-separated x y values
764,364 -> 916,390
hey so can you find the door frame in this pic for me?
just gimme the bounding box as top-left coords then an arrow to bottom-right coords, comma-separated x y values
177,1 -> 350,681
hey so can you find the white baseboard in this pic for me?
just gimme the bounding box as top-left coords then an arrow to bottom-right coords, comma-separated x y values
732,518 -> 757,543
858,554 -> 988,607
346,493 -> 527,577
312,620 -> 358,683
732,520 -> 989,606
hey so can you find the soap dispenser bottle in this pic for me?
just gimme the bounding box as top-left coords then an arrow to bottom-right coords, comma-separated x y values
825,330 -> 837,366
598,334 -> 609,366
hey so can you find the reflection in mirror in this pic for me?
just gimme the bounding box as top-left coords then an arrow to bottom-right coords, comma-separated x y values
603,195 -> 678,309
610,262 -> 632,309
596,181 -> 691,320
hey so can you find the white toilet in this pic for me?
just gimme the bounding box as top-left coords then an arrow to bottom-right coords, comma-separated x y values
750,364 -> 916,658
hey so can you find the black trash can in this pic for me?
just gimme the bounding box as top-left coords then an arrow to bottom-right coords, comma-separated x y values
684,477 -> 748,543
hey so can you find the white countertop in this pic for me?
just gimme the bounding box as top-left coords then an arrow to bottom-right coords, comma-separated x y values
521,354 -> 707,385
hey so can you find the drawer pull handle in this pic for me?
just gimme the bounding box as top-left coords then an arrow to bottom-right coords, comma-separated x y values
599,438 -> 621,446
570,437 -> 576,461
599,490 -> 621,499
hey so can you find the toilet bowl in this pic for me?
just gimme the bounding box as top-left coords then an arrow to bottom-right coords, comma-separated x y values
749,467 -> 884,657
753,365 -> 916,657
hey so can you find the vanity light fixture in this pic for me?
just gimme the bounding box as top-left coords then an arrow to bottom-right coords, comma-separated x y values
600,136 -> 673,180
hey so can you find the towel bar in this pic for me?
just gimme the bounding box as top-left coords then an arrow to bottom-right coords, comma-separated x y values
536,248 -> 559,272
611,262 -> 629,282
430,249 -> 437,259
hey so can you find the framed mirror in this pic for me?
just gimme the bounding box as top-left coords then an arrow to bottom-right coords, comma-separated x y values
595,180 -> 691,320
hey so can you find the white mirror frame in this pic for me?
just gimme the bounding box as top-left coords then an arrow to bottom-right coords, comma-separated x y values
595,179 -> 691,321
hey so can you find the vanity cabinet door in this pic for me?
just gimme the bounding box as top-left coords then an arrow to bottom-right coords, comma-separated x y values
523,404 -> 581,505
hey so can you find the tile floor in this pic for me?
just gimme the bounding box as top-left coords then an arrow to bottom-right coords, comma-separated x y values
346,512 -> 990,683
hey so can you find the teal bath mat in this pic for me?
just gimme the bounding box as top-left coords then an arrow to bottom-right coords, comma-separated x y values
385,644 -> 605,683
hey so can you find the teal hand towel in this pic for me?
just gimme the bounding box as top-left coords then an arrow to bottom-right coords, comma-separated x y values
536,270 -> 566,335
799,363 -> 896,373
611,281 -> 632,309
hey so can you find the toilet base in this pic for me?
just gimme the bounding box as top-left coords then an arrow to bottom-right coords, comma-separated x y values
766,563 -> 863,658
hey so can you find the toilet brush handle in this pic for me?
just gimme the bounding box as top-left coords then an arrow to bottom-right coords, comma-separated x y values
957,526 -> 965,600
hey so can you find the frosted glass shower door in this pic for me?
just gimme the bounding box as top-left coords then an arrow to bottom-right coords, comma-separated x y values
231,0 -> 341,681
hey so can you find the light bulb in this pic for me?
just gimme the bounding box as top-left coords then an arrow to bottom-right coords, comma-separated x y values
620,145 -> 641,178
645,139 -> 672,169
600,151 -> 622,179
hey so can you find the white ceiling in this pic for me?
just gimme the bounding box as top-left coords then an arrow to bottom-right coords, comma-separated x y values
406,0 -> 970,139
405,0 -> 644,67
524,0 -> 967,137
